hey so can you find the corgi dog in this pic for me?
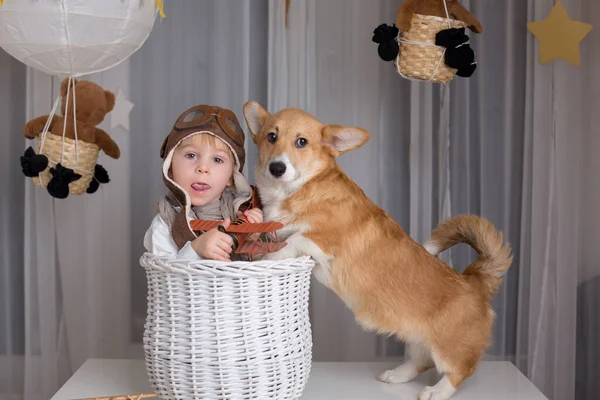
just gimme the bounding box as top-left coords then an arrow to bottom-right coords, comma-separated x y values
243,100 -> 513,400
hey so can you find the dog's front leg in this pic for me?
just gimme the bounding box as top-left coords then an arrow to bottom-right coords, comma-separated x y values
260,232 -> 303,261
261,233 -> 301,261
262,232 -> 333,289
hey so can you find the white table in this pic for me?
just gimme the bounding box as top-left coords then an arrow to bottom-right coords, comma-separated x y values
51,359 -> 547,399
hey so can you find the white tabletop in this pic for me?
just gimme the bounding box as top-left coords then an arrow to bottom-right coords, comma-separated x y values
51,359 -> 547,400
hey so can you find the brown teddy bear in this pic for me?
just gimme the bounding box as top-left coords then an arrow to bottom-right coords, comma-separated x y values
23,78 -> 121,159
20,78 -> 119,198
396,0 -> 482,34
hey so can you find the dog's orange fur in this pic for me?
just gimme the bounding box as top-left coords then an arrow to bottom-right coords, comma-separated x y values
244,101 -> 512,399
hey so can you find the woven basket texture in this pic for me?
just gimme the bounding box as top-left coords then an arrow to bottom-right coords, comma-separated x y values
33,134 -> 99,195
141,254 -> 315,400
396,14 -> 467,83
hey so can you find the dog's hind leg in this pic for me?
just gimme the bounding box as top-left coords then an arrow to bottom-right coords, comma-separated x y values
418,374 -> 460,400
418,341 -> 483,400
378,342 -> 435,384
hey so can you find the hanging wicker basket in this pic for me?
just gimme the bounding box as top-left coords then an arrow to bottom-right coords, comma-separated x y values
33,133 -> 100,195
395,14 -> 467,84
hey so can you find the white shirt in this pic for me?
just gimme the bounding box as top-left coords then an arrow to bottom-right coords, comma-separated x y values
143,214 -> 203,259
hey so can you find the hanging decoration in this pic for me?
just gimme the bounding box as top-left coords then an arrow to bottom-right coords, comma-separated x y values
527,2 -> 592,66
0,0 -> 159,76
372,0 -> 482,84
0,0 -> 161,197
157,0 -> 166,18
21,78 -> 119,198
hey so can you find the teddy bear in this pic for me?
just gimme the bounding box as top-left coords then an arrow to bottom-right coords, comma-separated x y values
396,0 -> 482,34
23,78 -> 120,157
20,78 -> 118,197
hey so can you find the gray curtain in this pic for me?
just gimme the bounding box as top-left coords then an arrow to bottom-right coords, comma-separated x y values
0,48 -> 26,399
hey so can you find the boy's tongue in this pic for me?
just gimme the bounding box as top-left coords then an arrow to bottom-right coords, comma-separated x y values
192,183 -> 210,191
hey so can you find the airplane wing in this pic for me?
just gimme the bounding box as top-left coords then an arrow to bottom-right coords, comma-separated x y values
190,219 -> 284,233
235,240 -> 287,254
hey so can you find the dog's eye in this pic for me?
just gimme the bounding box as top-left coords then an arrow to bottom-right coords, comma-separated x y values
267,132 -> 277,143
295,137 -> 308,148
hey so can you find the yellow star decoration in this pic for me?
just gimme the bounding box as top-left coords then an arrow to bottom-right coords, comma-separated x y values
527,2 -> 592,66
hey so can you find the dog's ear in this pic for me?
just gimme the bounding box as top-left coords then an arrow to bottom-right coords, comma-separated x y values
321,125 -> 370,157
243,101 -> 270,141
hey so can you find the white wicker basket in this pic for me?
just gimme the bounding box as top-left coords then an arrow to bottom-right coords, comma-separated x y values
140,253 -> 315,400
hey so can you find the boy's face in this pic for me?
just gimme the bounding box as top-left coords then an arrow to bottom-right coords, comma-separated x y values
171,135 -> 235,207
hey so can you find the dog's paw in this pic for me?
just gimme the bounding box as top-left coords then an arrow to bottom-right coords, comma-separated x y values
418,378 -> 456,400
378,363 -> 419,384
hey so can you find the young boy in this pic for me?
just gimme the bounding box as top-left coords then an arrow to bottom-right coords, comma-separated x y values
144,105 -> 263,261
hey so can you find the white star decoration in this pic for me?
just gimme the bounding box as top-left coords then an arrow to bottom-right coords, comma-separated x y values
110,88 -> 134,131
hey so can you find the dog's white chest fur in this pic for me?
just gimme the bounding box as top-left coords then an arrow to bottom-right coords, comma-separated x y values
262,196 -> 333,288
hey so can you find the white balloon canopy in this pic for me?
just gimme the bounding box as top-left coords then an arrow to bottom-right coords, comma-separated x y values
0,0 -> 158,77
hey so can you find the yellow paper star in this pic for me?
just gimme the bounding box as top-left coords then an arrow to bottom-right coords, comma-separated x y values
527,2 -> 592,66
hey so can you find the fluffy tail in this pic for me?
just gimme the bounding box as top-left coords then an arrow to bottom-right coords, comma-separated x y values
424,215 -> 513,296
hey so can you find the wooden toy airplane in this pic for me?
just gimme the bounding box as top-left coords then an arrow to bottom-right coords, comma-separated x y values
190,218 -> 287,255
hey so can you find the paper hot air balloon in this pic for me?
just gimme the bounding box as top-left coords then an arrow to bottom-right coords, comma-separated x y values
0,0 -> 159,77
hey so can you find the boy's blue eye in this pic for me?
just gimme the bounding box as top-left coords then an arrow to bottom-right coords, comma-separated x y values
185,153 -> 197,159
213,157 -> 224,164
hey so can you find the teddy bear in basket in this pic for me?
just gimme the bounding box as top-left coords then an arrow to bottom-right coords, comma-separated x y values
373,0 -> 483,81
20,78 -> 120,198
396,0 -> 482,33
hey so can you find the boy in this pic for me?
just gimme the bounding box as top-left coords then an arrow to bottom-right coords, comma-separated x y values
144,105 -> 262,261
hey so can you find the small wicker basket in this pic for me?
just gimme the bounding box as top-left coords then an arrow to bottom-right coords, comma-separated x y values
33,132 -> 100,195
395,14 -> 467,84
141,254 -> 315,400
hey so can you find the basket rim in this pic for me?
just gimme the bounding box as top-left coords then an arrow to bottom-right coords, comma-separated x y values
140,252 -> 315,277
408,13 -> 468,26
39,132 -> 101,151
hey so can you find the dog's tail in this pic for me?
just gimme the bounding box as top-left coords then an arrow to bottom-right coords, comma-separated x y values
424,215 -> 513,296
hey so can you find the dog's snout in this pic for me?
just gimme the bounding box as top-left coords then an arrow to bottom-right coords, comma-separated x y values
269,162 -> 287,178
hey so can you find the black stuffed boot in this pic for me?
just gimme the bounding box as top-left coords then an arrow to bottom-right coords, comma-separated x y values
435,28 -> 477,77
86,164 -> 110,194
20,147 -> 49,177
47,163 -> 81,199
372,23 -> 400,62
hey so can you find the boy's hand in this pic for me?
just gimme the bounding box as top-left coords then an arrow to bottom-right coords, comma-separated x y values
237,208 -> 264,223
191,218 -> 234,261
